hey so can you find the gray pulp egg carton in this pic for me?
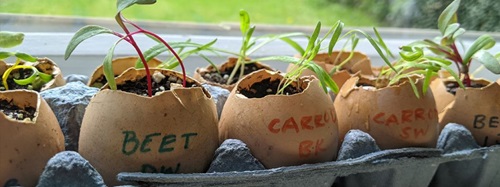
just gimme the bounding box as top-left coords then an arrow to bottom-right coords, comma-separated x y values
117,123 -> 500,187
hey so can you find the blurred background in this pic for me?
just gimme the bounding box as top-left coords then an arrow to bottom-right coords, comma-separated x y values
1,0 -> 499,80
1,0 -> 499,32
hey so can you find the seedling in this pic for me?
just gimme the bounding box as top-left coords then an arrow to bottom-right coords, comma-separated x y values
275,21 -> 343,95
256,20 -> 396,95
225,10 -> 306,85
135,38 -> 224,73
65,0 -> 187,97
396,0 -> 500,90
0,31 -> 53,91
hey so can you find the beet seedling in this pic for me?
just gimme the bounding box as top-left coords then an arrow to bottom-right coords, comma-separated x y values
65,0 -> 187,97
0,31 -> 53,91
396,0 -> 500,89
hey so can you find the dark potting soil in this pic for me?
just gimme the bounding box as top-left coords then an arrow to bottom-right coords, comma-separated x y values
0,99 -> 36,121
0,68 -> 47,92
116,75 -> 197,96
238,78 -> 303,98
203,63 -> 263,85
445,81 -> 486,95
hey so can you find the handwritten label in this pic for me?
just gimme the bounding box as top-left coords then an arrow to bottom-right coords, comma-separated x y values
372,108 -> 438,126
299,138 -> 326,158
473,114 -> 499,129
473,114 -> 500,146
399,126 -> 429,139
371,108 -> 437,140
121,131 -> 198,155
267,109 -> 336,134
141,163 -> 181,174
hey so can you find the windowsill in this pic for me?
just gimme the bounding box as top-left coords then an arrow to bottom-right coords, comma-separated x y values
2,13 -> 500,80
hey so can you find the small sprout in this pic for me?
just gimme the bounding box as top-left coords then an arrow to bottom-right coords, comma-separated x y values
0,31 -> 51,91
224,10 -> 307,85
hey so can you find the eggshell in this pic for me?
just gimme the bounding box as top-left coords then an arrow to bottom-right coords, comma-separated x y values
439,79 -> 500,146
87,56 -> 162,87
0,90 -> 65,186
79,68 -> 219,185
219,69 -> 339,168
334,75 -> 439,149
193,57 -> 273,91
1,58 -> 65,91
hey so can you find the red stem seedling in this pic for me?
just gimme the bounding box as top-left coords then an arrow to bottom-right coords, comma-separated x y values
65,0 -> 187,97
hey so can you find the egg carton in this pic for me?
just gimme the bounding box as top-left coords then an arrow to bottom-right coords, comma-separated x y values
117,124 -> 500,187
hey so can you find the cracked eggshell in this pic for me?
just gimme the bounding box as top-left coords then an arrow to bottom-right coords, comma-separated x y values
439,79 -> 500,146
219,69 -> 339,168
79,68 -> 219,186
87,56 -> 162,88
1,58 -> 66,91
333,75 -> 439,149
0,90 -> 65,186
193,57 -> 273,91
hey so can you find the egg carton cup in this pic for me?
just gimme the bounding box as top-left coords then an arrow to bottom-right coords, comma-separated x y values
117,123 -> 500,187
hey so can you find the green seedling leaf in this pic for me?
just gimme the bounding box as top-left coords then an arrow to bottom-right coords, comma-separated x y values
373,27 -> 394,58
438,0 -> 460,34
65,25 -> 114,60
14,52 -> 37,62
452,28 -> 466,40
164,39 -> 219,69
399,47 -> 423,61
421,39 -> 453,56
38,72 -> 53,82
443,23 -> 460,39
426,56 -> 453,66
306,22 -> 321,53
400,46 -> 414,52
255,56 -> 301,64
248,32 -> 306,55
432,59 -> 464,88
463,34 -> 496,65
103,40 -> 123,90
280,37 -> 305,56
117,0 -> 156,13
307,62 -> 339,93
422,68 -> 433,94
0,31 -> 24,48
347,29 -> 395,71
328,20 -> 344,55
475,51 -> 500,74
407,77 -> 420,99
239,10 -> 251,37
12,65 -> 38,85
0,51 -> 13,59
244,26 -> 256,46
